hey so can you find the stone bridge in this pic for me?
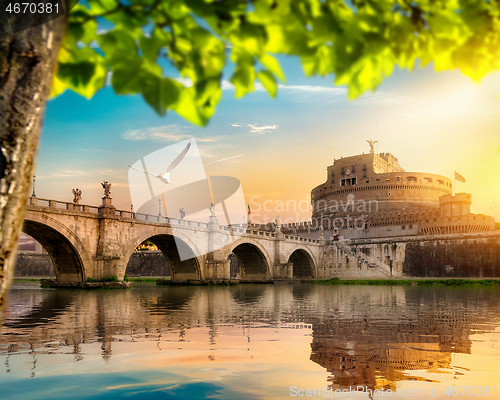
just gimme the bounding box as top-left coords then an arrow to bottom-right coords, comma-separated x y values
22,197 -> 323,283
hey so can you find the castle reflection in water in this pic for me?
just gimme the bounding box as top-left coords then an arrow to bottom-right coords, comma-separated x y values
0,283 -> 498,392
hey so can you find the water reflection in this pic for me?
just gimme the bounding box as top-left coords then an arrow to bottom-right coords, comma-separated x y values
0,282 -> 499,399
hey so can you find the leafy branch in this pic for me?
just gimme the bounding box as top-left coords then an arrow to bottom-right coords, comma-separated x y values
51,0 -> 500,124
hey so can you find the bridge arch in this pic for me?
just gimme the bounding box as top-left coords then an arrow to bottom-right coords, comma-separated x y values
22,213 -> 92,282
287,247 -> 316,278
125,231 -> 201,281
225,239 -> 271,280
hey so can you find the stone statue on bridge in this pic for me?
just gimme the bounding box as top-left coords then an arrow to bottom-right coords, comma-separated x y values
179,208 -> 185,220
101,181 -> 111,198
72,188 -> 82,204
209,202 -> 216,216
274,216 -> 282,232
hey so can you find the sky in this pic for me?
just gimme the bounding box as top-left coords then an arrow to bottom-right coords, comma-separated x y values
34,54 -> 500,225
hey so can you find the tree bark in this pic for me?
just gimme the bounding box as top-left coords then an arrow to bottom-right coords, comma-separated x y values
0,16 -> 66,324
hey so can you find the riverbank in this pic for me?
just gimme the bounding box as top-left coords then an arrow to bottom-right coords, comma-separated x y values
308,277 -> 500,286
14,276 -> 169,282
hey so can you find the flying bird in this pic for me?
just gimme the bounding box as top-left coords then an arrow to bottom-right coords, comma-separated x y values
128,140 -> 191,184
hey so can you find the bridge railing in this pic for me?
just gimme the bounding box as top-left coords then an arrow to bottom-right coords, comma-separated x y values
27,197 -> 317,242
28,197 -> 100,213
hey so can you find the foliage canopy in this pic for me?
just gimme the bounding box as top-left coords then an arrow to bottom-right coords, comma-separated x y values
53,0 -> 500,125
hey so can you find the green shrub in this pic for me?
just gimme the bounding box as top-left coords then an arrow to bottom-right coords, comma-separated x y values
86,277 -> 95,283
124,274 -> 129,282
101,276 -> 118,282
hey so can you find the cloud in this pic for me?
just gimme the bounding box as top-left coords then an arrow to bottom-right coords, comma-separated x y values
121,125 -> 221,143
106,71 -> 112,86
221,80 -> 348,102
204,154 -> 244,165
248,124 -> 278,134
231,123 -> 278,134
51,170 -> 86,178
353,91 -> 413,107
279,84 -> 346,94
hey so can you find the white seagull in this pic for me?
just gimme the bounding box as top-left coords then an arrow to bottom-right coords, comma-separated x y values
128,140 -> 191,184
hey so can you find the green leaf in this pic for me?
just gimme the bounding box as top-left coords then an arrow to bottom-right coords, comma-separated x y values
67,6 -> 97,45
98,29 -> 138,65
87,0 -> 117,14
139,75 -> 180,116
194,77 -> 222,119
172,86 -> 208,126
54,47 -> 106,99
259,54 -> 285,82
231,61 -> 255,98
257,70 -> 277,97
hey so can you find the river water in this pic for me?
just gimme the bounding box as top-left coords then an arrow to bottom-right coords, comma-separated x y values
0,281 -> 499,399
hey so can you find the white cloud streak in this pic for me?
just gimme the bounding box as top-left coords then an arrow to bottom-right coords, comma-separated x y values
121,125 -> 221,143
204,154 -> 244,165
51,170 -> 87,178
231,123 -> 278,134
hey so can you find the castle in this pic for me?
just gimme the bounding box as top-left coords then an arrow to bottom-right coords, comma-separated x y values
283,143 -> 495,239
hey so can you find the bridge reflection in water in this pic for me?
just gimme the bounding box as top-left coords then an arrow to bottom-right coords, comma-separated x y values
0,283 -> 499,398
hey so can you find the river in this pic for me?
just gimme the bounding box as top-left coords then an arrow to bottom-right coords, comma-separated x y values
0,281 -> 499,399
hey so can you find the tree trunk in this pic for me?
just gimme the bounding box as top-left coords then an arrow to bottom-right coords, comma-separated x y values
0,17 -> 66,323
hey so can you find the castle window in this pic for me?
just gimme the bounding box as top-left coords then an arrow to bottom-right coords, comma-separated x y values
409,224 -> 413,229
396,177 -> 400,182
341,168 -> 345,175
406,176 -> 417,182
402,225 -> 406,230
340,177 -> 357,186
331,179 -> 335,184
423,177 -> 433,183
331,171 -> 335,177
363,164 -> 367,171
352,166 -> 356,173
386,178 -> 390,182
437,179 -> 444,184
363,172 -> 367,178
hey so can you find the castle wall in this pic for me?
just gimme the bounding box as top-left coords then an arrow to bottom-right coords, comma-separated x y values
403,236 -> 500,277
14,253 -> 55,277
325,233 -> 500,279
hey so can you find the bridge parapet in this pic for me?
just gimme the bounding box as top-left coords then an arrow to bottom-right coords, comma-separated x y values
28,196 -> 100,214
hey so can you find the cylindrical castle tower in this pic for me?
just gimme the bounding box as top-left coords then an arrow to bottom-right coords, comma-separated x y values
311,150 -> 453,221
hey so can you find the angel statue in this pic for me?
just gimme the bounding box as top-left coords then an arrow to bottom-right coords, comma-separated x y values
273,216 -> 282,231
72,188 -> 82,204
101,181 -> 111,198
209,202 -> 216,216
367,139 -> 378,154
179,208 -> 186,220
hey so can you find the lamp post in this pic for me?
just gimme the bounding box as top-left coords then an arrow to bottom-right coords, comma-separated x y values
32,175 -> 36,197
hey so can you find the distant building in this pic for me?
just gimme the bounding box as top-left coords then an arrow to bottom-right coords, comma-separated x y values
17,233 -> 44,253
